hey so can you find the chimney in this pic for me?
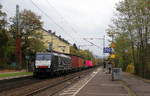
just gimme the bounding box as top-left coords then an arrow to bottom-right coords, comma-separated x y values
48,30 -> 52,33
59,35 -> 61,38
53,32 -> 56,35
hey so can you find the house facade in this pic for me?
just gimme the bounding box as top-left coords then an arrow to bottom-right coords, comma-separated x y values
37,29 -> 71,54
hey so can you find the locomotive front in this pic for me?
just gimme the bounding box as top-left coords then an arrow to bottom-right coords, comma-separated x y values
33,52 -> 52,77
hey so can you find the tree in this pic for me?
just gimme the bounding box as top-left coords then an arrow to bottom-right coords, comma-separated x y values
0,4 -> 15,69
107,0 -> 150,78
78,50 -> 94,59
70,44 -> 94,60
10,9 -> 46,68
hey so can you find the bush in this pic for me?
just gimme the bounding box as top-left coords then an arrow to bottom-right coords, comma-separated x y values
126,63 -> 135,73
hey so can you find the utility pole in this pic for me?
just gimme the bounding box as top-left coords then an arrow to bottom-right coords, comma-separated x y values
103,35 -> 105,63
47,30 -> 53,52
51,32 -> 54,52
15,5 -> 22,69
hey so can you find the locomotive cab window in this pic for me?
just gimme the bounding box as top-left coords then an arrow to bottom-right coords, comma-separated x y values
36,54 -> 51,60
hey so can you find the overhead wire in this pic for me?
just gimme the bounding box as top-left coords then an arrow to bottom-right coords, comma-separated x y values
31,0 -> 102,53
45,0 -> 80,44
31,0 -> 65,32
46,0 -> 78,34
46,0 -> 90,45
43,0 -> 103,55
30,0 -> 78,44
83,38 -> 101,49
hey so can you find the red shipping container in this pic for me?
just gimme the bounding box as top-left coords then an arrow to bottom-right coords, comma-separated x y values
71,56 -> 84,68
71,56 -> 78,68
78,57 -> 84,67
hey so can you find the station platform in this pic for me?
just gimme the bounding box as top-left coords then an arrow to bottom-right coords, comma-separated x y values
58,68 -> 129,96
75,69 -> 128,96
122,73 -> 150,96
57,67 -> 150,96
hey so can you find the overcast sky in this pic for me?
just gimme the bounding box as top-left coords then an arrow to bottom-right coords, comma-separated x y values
0,0 -> 121,57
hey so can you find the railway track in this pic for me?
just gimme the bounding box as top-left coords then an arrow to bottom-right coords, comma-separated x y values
25,73 -> 80,96
0,68 -> 96,96
25,68 -> 95,96
0,76 -> 42,92
25,68 -> 96,96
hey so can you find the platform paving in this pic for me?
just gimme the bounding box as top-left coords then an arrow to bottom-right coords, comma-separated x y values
55,67 -> 150,96
122,73 -> 150,96
57,68 -> 129,96
75,69 -> 128,96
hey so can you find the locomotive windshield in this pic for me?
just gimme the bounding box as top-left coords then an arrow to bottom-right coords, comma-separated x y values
36,54 -> 51,60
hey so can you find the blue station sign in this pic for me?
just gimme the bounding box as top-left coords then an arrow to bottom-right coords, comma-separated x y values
103,47 -> 112,53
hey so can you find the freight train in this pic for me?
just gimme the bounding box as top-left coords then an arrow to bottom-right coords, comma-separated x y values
33,52 -> 95,77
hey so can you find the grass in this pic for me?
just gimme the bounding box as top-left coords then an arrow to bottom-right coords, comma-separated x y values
0,72 -> 33,78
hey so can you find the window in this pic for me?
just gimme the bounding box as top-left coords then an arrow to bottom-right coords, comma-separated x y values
36,54 -> 51,60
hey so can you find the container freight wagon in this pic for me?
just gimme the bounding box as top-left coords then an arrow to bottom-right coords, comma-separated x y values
78,57 -> 84,70
71,55 -> 84,71
34,52 -> 72,77
85,60 -> 93,67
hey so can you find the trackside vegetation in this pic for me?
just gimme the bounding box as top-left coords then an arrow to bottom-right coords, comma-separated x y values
0,72 -> 32,78
107,0 -> 150,79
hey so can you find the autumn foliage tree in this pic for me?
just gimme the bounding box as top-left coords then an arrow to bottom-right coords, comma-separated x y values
70,43 -> 94,60
0,4 -> 15,69
107,0 -> 150,78
10,9 -> 46,68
